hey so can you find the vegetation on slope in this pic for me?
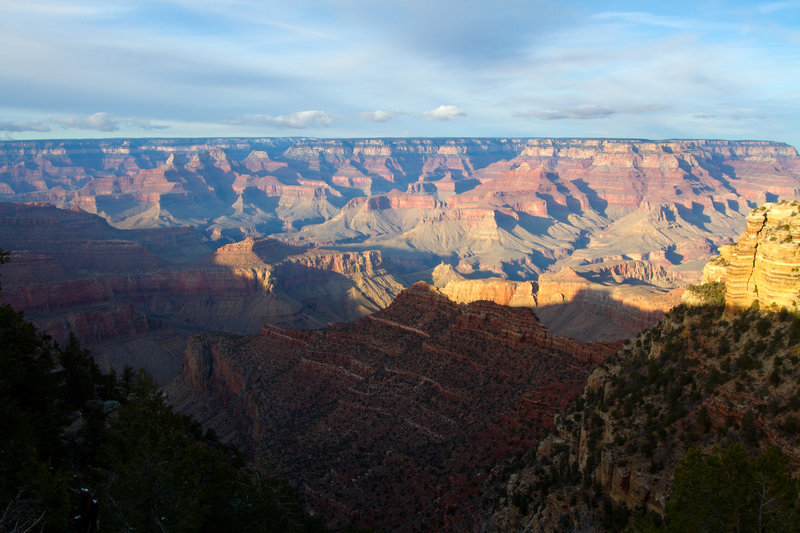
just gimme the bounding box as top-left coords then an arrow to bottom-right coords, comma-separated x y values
685,280 -> 726,307
493,287 -> 800,531
641,442 -> 800,532
0,301 -> 324,532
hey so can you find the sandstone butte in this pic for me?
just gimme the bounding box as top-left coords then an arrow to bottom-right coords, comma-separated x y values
166,282 -> 621,531
433,260 -> 684,341
696,201 -> 800,314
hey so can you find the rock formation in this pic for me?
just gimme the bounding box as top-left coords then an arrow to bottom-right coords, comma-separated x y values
492,201 -> 800,531
494,302 -> 800,531
167,282 -> 619,530
432,263 -> 537,307
697,201 -> 800,313
2,137 -> 799,340
0,203 -> 402,383
433,261 -> 682,341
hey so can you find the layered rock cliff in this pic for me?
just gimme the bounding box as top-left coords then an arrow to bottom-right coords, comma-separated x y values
697,201 -> 800,313
5,137 -> 797,340
492,201 -> 800,531
0,203 -> 402,382
494,303 -> 800,531
432,263 -> 537,307
433,261 -> 682,341
167,282 -> 619,531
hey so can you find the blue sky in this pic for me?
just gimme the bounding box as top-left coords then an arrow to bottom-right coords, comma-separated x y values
2,0 -> 799,147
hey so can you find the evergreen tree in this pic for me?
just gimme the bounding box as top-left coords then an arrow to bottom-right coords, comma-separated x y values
666,443 -> 800,532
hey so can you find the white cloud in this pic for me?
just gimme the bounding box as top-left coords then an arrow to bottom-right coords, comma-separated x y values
125,119 -> 169,130
516,104 -> 669,121
227,110 -> 335,129
422,105 -> 466,121
754,1 -> 800,14
360,110 -> 400,123
528,105 -> 615,120
592,11 -> 702,30
3,0 -> 124,17
0,119 -> 50,132
58,112 -> 119,132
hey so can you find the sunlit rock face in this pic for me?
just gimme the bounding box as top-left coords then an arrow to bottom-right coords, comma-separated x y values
2,138 -> 798,255
168,282 -> 620,531
715,202 -> 800,313
432,263 -> 537,307
695,201 -> 800,313
492,227 -> 800,531
433,260 -> 683,341
2,137 -> 799,341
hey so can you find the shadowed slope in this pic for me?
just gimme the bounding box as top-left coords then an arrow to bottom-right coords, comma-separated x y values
167,282 -> 619,530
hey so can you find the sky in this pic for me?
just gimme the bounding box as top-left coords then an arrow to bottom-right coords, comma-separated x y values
1,0 -> 800,148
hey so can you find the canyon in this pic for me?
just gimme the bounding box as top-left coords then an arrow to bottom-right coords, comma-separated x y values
166,282 -> 620,530
0,202 -> 401,383
494,201 -> 800,531
166,201 -> 800,530
2,137 -> 800,530
2,137 -> 799,354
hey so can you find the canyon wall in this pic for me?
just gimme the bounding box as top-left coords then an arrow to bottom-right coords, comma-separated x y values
494,201 -> 800,531
433,261 -> 682,341
706,201 -> 800,313
167,282 -> 620,531
2,138 -> 798,273
2,137 -> 799,341
0,203 -> 402,382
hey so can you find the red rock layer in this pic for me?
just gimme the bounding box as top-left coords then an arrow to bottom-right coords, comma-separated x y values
173,282 -> 618,531
0,203 -> 403,382
2,138 -> 797,230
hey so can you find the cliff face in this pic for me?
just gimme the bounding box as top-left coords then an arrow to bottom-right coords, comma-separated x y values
168,282 -> 619,531
2,137 -> 799,341
434,261 -> 682,341
433,263 -> 537,307
494,303 -> 800,532
706,201 -> 800,313
2,138 -> 798,262
0,203 -> 402,382
492,202 -> 800,531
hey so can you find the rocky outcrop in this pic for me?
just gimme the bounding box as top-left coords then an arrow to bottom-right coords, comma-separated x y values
433,263 -> 537,307
168,283 -> 619,531
431,261 -> 682,341
493,301 -> 800,531
713,201 -> 800,313
535,264 -> 682,341
492,214 -> 800,530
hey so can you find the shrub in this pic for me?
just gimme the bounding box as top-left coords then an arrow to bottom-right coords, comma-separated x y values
781,415 -> 799,436
756,318 -> 772,338
686,282 -> 726,307
696,406 -> 711,433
